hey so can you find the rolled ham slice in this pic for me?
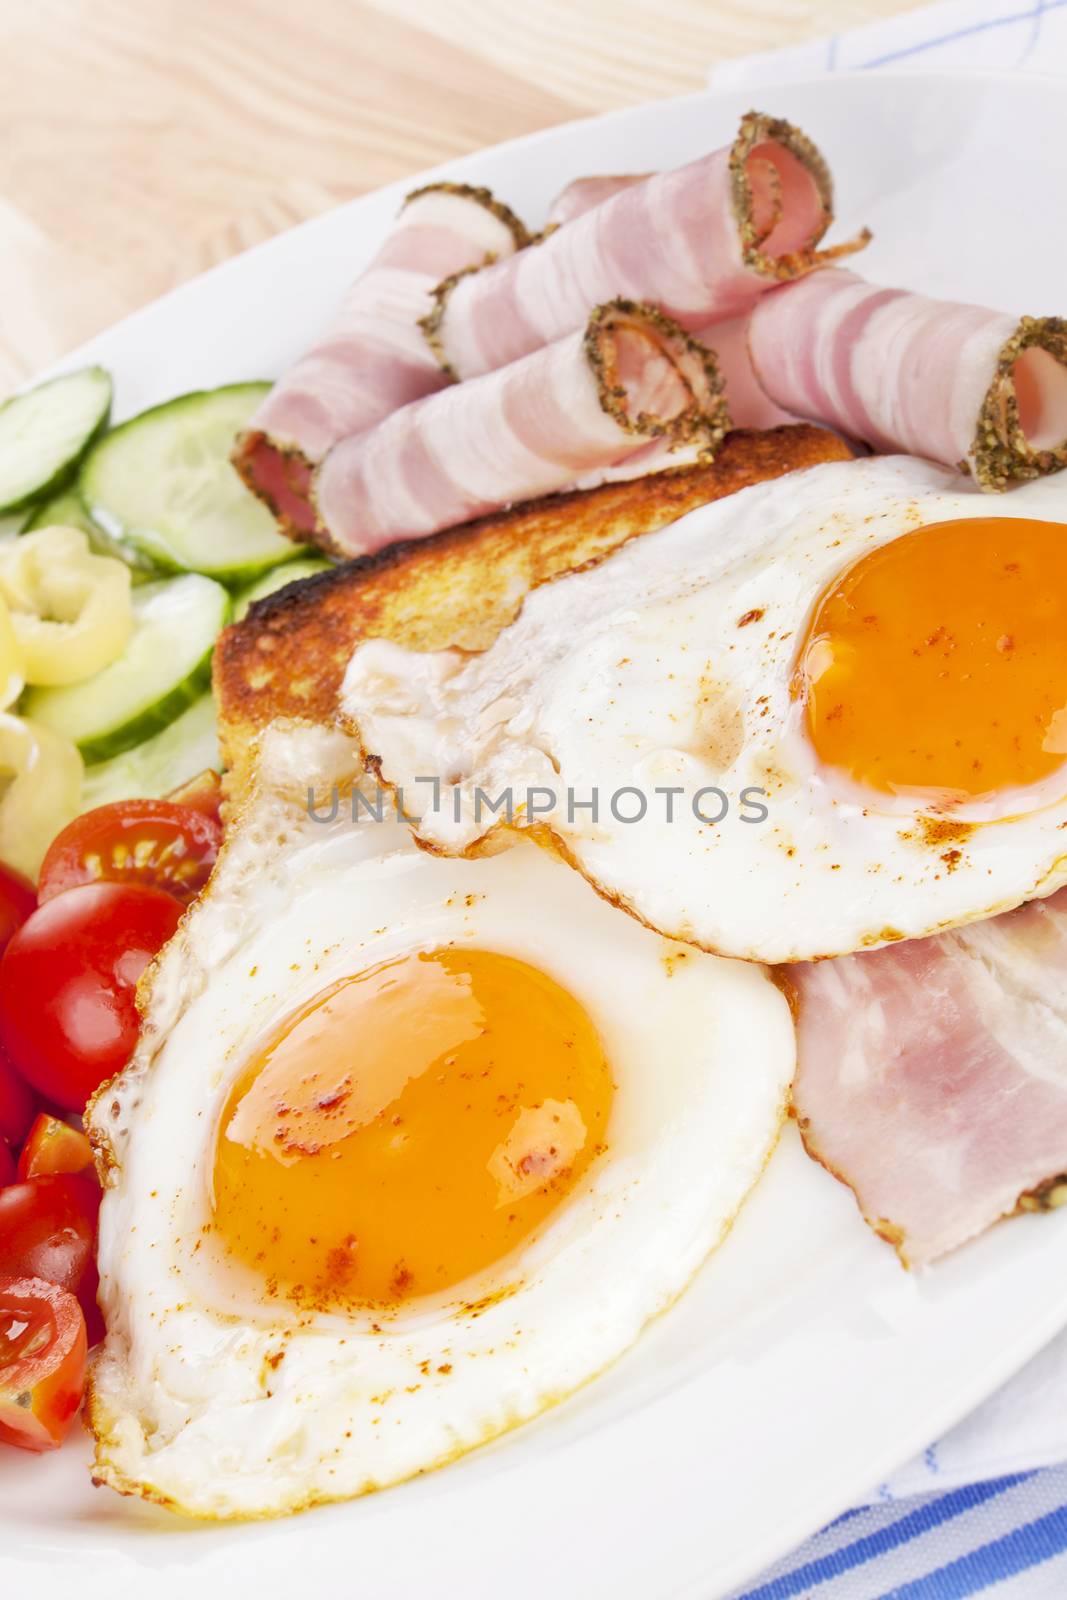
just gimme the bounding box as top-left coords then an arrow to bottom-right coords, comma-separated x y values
233,183 -> 528,536
749,268 -> 1067,488
311,300 -> 728,557
422,112 -> 868,384
692,315 -> 799,430
547,173 -> 649,227
545,165 -> 801,433
791,887 -> 1067,1267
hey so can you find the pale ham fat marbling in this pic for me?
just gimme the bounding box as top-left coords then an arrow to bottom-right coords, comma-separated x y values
424,113 -> 861,383
233,184 -> 527,533
313,301 -> 726,556
748,268 -> 1067,487
546,173 -> 651,228
792,887 -> 1067,1267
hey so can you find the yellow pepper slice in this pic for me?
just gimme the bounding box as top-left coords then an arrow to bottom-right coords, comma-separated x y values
0,525 -> 133,687
0,595 -> 25,710
0,713 -> 83,879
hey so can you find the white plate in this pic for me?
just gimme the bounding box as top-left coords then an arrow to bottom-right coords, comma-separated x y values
4,66 -> 1067,1600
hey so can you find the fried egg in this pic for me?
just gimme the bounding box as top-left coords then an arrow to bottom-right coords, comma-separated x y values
87,725 -> 793,1519
342,456 -> 1067,963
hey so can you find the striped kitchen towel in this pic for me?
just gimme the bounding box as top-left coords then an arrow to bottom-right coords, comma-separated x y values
712,3 -> 1067,1594
728,1468 -> 1067,1598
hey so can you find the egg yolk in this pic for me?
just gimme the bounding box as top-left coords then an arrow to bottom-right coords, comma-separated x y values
794,517 -> 1067,803
211,948 -> 613,1309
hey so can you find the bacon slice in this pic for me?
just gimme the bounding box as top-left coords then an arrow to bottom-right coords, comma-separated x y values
749,268 -> 1067,489
311,301 -> 727,557
791,888 -> 1067,1267
233,184 -> 528,537
547,174 -> 649,227
422,113 -> 868,384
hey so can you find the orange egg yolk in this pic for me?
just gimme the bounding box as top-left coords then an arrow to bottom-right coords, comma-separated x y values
794,517 -> 1067,804
211,948 -> 613,1309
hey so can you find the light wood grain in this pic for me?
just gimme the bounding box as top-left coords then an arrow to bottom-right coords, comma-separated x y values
0,0 -> 923,390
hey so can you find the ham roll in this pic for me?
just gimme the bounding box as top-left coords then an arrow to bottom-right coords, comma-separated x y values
542,172 -> 799,430
422,112 -> 867,384
311,300 -> 728,557
749,268 -> 1067,488
691,315 -> 798,430
234,183 -> 528,536
791,888 -> 1067,1267
546,173 -> 649,228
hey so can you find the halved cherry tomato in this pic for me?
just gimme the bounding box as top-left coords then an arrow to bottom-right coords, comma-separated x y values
0,1139 -> 14,1186
0,1041 -> 35,1148
0,882 -> 183,1110
0,1276 -> 87,1450
17,1114 -> 94,1181
37,798 -> 222,908
166,768 -> 222,818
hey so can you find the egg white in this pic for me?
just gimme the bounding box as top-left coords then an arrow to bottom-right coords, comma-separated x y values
341,457 -> 1067,963
87,724 -> 793,1519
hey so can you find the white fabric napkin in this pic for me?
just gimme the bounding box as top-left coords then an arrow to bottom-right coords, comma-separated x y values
708,0 -> 1067,1504
710,0 -> 1067,91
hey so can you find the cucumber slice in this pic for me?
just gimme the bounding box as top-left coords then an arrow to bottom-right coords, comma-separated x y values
25,487 -> 160,581
80,693 -> 219,808
0,367 -> 112,513
233,555 -> 333,620
24,574 -> 230,763
24,488 -> 99,539
80,383 -> 302,584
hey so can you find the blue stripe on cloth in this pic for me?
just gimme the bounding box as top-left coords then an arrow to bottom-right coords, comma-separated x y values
738,1476 -> 1034,1600
858,0 -> 1067,68
874,1499 -> 1067,1599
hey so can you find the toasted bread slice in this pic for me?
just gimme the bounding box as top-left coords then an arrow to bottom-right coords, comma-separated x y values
215,425 -> 852,804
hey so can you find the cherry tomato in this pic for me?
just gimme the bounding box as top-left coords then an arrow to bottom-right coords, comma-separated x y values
0,1139 -> 14,1186
0,1174 -> 99,1294
0,861 -> 35,956
0,882 -> 183,1110
0,1276 -> 87,1451
17,1114 -> 94,1181
0,1042 -> 35,1148
38,798 -> 222,908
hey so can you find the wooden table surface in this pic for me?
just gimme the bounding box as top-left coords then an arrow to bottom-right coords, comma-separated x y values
0,0 -> 921,391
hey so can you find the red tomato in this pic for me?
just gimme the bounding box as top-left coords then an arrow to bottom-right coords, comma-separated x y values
0,1277 -> 87,1451
38,798 -> 222,908
0,1174 -> 99,1295
0,882 -> 183,1110
0,1139 -> 14,1186
0,1042 -> 35,1148
17,1114 -> 95,1181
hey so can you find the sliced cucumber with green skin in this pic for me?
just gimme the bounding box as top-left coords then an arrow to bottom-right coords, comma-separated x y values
233,555 -> 333,621
26,487 -> 160,581
24,574 -> 230,763
80,693 -> 220,808
0,367 -> 112,513
80,383 -> 303,585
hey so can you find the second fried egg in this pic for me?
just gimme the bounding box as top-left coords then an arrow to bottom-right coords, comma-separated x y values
342,456 -> 1067,963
